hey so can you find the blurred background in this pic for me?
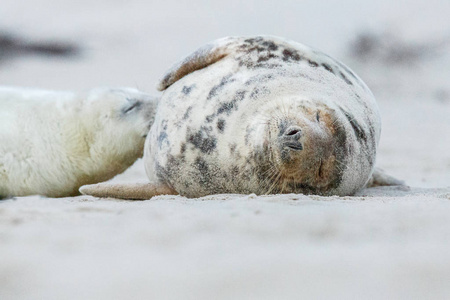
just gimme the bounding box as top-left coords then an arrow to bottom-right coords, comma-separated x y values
1,0 -> 449,188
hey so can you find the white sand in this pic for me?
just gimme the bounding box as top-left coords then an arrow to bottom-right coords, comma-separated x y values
1,0 -> 450,299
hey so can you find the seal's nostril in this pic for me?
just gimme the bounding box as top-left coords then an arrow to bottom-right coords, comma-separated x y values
284,126 -> 302,137
286,129 -> 300,136
281,126 -> 303,150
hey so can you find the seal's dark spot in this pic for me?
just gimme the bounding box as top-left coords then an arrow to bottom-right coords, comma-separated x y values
261,40 -> 279,51
180,143 -> 186,154
195,156 -> 209,175
229,143 -> 237,154
339,107 -> 367,144
249,45 -> 266,52
217,102 -> 236,115
217,90 -> 246,116
183,106 -> 193,120
207,74 -> 235,100
245,74 -> 274,86
250,86 -> 270,99
182,85 -> 195,95
339,71 -> 353,85
194,155 -> 216,189
250,88 -> 260,99
187,127 -> 217,154
244,37 -> 264,44
155,161 -> 167,181
257,53 -> 277,63
335,60 -> 359,82
205,113 -> 216,123
157,131 -> 168,147
307,59 -> 319,67
321,63 -> 334,74
157,120 -> 169,148
217,119 -> 226,133
282,49 -> 301,62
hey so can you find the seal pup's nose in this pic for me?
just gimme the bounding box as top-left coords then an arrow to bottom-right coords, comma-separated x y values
281,126 -> 303,151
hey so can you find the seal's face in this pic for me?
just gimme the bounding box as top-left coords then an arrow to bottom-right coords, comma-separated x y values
85,88 -> 155,142
256,101 -> 348,195
71,88 -> 158,173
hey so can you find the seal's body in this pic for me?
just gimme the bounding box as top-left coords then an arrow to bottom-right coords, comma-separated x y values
0,87 -> 157,198
81,36 -> 402,200
147,36 -> 380,197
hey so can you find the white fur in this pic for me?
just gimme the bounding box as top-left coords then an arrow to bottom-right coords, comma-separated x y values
0,86 -> 157,197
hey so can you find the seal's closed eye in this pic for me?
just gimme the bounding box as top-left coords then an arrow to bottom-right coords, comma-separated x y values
121,99 -> 142,115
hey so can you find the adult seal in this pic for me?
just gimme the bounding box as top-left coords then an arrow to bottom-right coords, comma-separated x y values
81,36 -> 402,199
0,87 -> 157,198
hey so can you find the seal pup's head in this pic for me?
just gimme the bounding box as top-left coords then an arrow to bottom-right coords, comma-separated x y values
66,87 -> 158,185
82,87 -> 156,136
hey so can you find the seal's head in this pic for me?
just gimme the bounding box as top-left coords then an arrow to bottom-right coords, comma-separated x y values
79,88 -> 157,156
62,87 -> 159,186
252,100 -> 349,196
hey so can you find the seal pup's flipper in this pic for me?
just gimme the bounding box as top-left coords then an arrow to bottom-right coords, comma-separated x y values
157,37 -> 243,91
79,183 -> 177,200
366,167 -> 406,188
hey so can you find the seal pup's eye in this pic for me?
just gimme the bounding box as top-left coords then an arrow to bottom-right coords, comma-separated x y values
316,111 -> 320,122
122,99 -> 142,114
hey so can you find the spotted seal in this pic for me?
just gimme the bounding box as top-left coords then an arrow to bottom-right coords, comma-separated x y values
0,86 -> 157,198
81,36 -> 402,199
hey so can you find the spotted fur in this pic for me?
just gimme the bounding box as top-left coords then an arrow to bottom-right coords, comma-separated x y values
140,36 -> 382,197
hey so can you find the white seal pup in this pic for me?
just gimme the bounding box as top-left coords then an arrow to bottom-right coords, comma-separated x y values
81,36 -> 403,199
0,87 -> 157,198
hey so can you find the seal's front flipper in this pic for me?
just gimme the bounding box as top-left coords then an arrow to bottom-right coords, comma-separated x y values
366,167 -> 406,188
79,182 -> 177,200
157,37 -> 244,91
